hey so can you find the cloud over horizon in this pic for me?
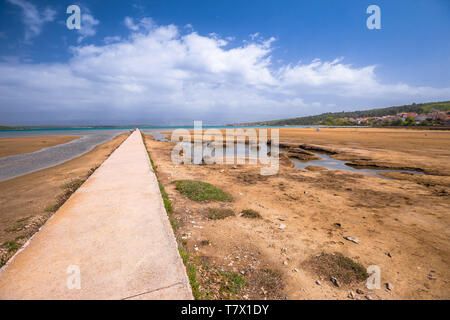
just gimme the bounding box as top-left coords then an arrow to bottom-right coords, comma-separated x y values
1,18 -> 449,125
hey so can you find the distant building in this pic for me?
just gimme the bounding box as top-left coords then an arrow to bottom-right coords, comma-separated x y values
428,111 -> 447,120
414,115 -> 428,122
397,112 -> 418,121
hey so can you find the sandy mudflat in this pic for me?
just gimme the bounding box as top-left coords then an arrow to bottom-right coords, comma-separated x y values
276,128 -> 450,174
0,132 -> 130,265
162,127 -> 450,174
144,127 -> 450,300
0,136 -> 80,158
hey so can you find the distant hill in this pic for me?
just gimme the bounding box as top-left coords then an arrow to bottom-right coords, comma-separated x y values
242,101 -> 450,126
0,126 -> 26,130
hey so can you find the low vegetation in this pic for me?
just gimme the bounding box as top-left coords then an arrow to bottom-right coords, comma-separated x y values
141,133 -> 177,229
256,268 -> 284,295
218,270 -> 246,295
4,216 -> 30,232
196,261 -> 247,299
175,180 -> 233,202
307,252 -> 368,284
158,181 -> 172,214
2,240 -> 19,252
240,209 -> 262,219
178,245 -> 201,299
45,172 -> 96,213
60,179 -> 84,191
207,208 -> 235,220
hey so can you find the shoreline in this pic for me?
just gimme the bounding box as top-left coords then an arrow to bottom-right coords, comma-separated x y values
0,130 -> 130,182
0,136 -> 81,158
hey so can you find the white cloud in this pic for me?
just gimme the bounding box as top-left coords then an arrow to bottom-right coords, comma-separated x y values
0,19 -> 449,125
249,32 -> 260,40
124,17 -> 154,32
7,0 -> 56,42
77,11 -> 99,43
103,36 -> 121,44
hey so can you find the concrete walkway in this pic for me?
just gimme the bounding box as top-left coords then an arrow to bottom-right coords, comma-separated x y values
0,130 -> 192,299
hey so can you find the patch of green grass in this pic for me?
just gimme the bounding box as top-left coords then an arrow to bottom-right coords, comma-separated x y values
310,252 -> 368,284
170,218 -> 179,230
3,240 -> 19,252
178,245 -> 201,299
240,209 -> 262,219
61,179 -> 84,191
158,181 -> 172,214
5,216 -> 30,232
45,170 -> 99,214
15,235 -> 26,241
45,204 -> 60,213
179,246 -> 190,264
218,270 -> 246,295
187,263 -> 200,299
44,189 -> 73,212
155,164 -> 177,229
148,153 -> 158,171
175,180 -> 232,202
207,208 -> 234,220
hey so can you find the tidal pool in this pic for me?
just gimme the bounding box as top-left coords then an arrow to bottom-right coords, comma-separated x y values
288,152 -> 424,178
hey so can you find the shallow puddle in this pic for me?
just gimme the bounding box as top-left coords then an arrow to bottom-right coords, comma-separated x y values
288,152 -> 424,178
142,130 -> 170,141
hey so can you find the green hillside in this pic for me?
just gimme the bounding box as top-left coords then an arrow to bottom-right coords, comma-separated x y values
245,101 -> 450,126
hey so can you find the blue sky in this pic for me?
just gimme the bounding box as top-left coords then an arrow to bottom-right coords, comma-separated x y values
0,0 -> 449,125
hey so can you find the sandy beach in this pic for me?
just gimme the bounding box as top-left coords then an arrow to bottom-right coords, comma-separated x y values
0,132 -> 130,266
143,127 -> 450,300
0,136 -> 80,158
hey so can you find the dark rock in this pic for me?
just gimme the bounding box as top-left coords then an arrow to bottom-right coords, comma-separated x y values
330,276 -> 340,287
